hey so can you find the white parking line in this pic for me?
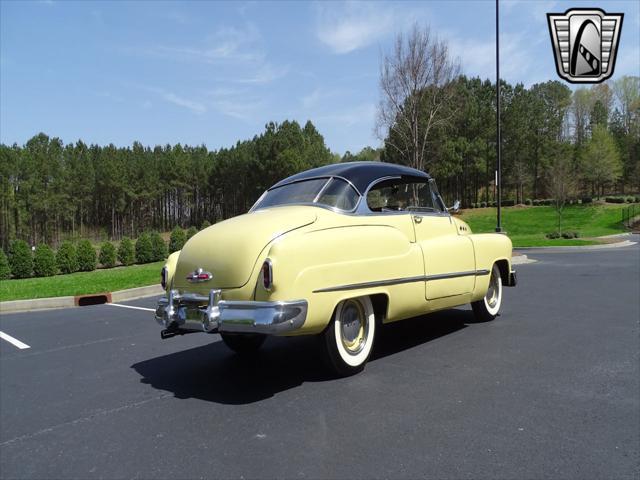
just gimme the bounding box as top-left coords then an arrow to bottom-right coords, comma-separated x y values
106,303 -> 155,312
0,331 -> 30,349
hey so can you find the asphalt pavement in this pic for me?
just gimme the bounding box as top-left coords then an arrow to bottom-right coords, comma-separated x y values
1,238 -> 639,479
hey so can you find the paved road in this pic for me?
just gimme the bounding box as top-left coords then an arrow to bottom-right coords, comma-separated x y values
1,240 -> 638,479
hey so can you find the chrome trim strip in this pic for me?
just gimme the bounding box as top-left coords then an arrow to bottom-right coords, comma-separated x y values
312,178 -> 333,203
313,269 -> 490,293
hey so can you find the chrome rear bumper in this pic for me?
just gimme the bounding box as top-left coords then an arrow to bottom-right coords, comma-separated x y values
154,289 -> 307,335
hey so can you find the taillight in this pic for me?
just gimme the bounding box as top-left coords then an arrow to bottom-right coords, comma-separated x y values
160,267 -> 167,289
262,259 -> 273,291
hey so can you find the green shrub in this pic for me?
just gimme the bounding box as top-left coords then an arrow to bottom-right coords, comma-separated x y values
546,232 -> 560,239
502,200 -> 515,207
581,197 -> 592,204
150,231 -> 167,261
635,196 -> 640,203
118,237 -> 135,266
99,241 -> 117,268
135,232 -> 154,264
490,201 -> 497,207
186,226 -> 198,240
524,198 -> 532,206
0,248 -> 11,279
76,239 -> 97,271
56,241 -> 77,274
626,196 -> 634,203
201,220 -> 211,229
169,226 -> 186,253
33,244 -> 57,277
9,240 -> 33,278
605,196 -> 625,204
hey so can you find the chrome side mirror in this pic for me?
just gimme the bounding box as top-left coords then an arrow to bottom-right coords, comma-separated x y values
448,200 -> 460,213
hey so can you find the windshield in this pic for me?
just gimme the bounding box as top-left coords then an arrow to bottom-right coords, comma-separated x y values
254,177 -> 360,211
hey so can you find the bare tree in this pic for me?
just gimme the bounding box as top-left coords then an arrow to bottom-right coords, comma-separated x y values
376,23 -> 460,173
546,143 -> 576,235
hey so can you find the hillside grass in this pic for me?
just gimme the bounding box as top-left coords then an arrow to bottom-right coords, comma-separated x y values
0,261 -> 163,302
459,203 -> 633,247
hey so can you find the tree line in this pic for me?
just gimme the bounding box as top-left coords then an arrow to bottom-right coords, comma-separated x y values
390,75 -> 638,208
375,26 -> 638,210
0,120 -> 336,249
0,79 -> 637,249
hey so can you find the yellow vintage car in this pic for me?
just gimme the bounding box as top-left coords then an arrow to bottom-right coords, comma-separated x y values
155,161 -> 516,375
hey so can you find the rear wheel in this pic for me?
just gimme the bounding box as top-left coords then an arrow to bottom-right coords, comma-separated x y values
322,296 -> 376,376
472,263 -> 502,322
221,333 -> 266,354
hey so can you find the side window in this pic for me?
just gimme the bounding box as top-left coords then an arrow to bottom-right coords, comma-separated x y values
366,178 -> 436,212
316,178 -> 359,211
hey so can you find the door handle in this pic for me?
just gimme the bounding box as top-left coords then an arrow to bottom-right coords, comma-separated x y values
413,215 -> 422,224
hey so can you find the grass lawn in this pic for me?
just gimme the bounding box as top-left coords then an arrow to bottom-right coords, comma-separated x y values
0,261 -> 163,302
459,203 -> 634,247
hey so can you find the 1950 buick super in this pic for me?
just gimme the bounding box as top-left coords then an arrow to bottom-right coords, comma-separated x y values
155,161 -> 516,375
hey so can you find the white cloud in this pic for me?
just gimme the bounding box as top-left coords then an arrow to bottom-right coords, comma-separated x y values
449,31 -> 548,86
315,103 -> 377,128
141,23 -> 264,64
161,92 -> 206,114
315,2 -> 396,54
205,88 -> 267,121
237,64 -> 289,84
301,87 -> 344,109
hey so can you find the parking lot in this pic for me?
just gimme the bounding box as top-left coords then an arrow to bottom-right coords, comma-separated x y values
1,240 -> 639,479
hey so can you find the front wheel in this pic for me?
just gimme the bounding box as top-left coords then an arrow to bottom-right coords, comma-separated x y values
322,296 -> 376,376
220,333 -> 266,355
472,263 -> 503,322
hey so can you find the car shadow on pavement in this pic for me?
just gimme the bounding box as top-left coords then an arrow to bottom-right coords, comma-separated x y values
131,308 -> 473,405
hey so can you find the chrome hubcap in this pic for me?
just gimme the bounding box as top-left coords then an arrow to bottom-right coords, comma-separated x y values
340,300 -> 368,355
486,269 -> 499,308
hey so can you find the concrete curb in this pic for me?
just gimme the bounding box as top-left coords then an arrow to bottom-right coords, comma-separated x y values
511,254 -> 536,265
0,285 -> 164,315
516,240 -> 637,251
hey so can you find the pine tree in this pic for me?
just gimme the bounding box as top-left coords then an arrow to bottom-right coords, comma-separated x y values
9,240 -> 33,279
33,244 -> 57,277
186,226 -> 198,240
56,241 -> 78,274
0,248 -> 11,279
118,237 -> 135,266
150,232 -> 167,261
169,226 -> 186,253
135,233 -> 153,264
99,241 -> 117,268
76,240 -> 97,271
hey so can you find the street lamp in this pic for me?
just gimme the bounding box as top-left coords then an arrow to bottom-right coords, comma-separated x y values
495,0 -> 503,233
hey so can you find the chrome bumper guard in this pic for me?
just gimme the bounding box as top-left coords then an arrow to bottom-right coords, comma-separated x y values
154,289 -> 307,335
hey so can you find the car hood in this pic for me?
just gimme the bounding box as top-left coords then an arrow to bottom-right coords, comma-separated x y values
174,206 -> 317,290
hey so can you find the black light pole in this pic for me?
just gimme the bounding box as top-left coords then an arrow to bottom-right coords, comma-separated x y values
495,0 -> 503,233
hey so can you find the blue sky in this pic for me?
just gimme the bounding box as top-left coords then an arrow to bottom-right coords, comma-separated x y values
1,0 -> 638,154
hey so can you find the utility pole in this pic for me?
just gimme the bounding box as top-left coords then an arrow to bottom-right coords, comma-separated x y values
495,0 -> 503,233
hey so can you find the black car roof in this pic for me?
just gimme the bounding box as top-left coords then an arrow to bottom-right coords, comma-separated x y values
269,161 -> 431,195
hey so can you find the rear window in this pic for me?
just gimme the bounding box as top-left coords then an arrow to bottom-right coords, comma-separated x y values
254,177 -> 360,211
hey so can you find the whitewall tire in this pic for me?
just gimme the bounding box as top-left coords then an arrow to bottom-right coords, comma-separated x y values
322,296 -> 376,376
472,263 -> 503,322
